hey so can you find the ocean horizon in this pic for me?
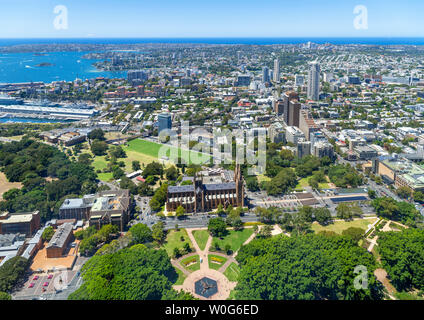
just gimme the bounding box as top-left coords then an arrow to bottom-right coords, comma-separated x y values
2,37 -> 424,46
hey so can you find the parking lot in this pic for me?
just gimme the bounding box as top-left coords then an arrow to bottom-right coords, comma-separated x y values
14,270 -> 78,299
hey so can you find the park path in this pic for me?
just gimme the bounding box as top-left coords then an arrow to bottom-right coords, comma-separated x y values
174,228 -> 237,300
374,268 -> 397,300
186,228 -> 212,272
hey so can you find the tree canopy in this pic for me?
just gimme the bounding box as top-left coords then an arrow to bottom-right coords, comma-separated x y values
377,228 -> 424,292
235,234 -> 383,300
68,244 -> 193,300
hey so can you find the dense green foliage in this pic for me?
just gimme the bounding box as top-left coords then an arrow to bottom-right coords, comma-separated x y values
0,139 -> 97,221
149,183 -> 168,212
235,234 -> 382,300
328,164 -> 363,188
128,223 -> 153,244
371,197 -> 422,227
41,226 -> 55,242
377,228 -> 424,291
68,244 -> 193,300
208,217 -> 228,237
0,292 -> 11,300
0,256 -> 30,293
79,224 -> 119,256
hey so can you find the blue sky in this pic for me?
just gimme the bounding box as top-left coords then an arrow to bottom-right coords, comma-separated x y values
0,0 -> 422,38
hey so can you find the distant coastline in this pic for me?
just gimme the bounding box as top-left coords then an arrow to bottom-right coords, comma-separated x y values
2,37 -> 424,46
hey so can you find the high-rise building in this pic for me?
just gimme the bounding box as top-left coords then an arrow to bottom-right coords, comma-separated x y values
235,75 -> 251,87
127,70 -> 148,84
307,62 -> 320,101
158,113 -> 172,138
288,100 -> 301,127
274,99 -> 284,116
282,91 -> 299,124
295,75 -> 305,86
285,126 -> 305,145
299,110 -> 319,139
297,140 -> 311,158
273,58 -> 280,83
262,66 -> 270,84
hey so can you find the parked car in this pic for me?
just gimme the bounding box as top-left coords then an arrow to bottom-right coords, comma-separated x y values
28,283 -> 35,288
33,276 -> 39,281
47,274 -> 53,279
43,282 -> 49,287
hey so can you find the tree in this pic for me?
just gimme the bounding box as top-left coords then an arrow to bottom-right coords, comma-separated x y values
152,221 -> 166,244
413,191 -> 424,203
88,128 -> 105,141
396,187 -> 412,199
109,145 -> 126,159
298,206 -> 314,223
91,140 -> 108,156
68,245 -> 192,300
112,167 -> 125,180
78,153 -> 92,165
41,226 -> 55,242
208,217 -> 227,237
165,166 -> 178,181
173,247 -> 181,258
132,160 -> 141,171
314,207 -> 332,225
235,234 -> 383,300
342,227 -> 365,242
0,292 -> 11,300
378,229 -> 424,292
142,162 -> 164,178
183,242 -> 191,253
336,203 -> 353,220
258,225 -> 273,238
372,197 -> 422,227
368,189 -> 377,199
129,223 -> 153,244
246,176 -> 259,192
175,205 -> 186,219
0,256 -> 30,293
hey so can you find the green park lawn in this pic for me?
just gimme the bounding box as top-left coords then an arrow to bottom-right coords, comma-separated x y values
126,139 -> 211,166
212,228 -> 254,253
162,229 -> 194,257
192,230 -> 210,251
296,176 -> 330,190
180,255 -> 200,272
223,262 -> 240,282
208,254 -> 228,270
91,139 -> 212,181
311,217 -> 378,235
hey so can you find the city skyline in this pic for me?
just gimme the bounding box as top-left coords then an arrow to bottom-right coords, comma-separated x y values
0,0 -> 424,38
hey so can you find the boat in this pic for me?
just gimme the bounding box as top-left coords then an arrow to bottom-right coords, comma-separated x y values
0,95 -> 24,105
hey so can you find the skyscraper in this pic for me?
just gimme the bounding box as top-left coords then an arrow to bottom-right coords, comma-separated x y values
158,113 -> 172,141
262,66 -> 270,84
288,100 -> 301,127
282,91 -> 299,125
273,58 -> 280,83
307,62 -> 320,101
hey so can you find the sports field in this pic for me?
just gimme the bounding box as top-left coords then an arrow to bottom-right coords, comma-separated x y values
125,139 -> 211,166
91,139 -> 211,181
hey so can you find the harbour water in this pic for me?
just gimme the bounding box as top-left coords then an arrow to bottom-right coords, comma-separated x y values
0,51 -> 127,84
